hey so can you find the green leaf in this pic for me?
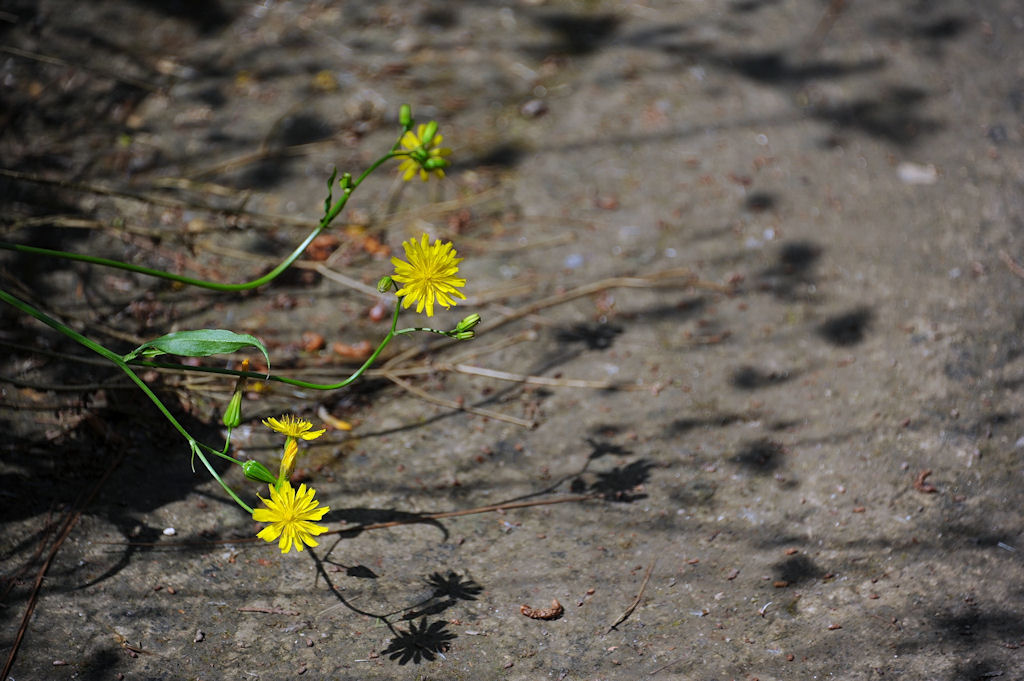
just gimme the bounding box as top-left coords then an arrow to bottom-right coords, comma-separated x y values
324,167 -> 338,218
123,329 -> 270,369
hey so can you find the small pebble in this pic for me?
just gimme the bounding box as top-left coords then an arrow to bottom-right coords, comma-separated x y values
897,162 -> 938,185
163,527 -> 176,536
520,99 -> 547,117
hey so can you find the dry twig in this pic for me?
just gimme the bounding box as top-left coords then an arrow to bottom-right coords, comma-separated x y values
108,493 -> 596,547
2,446 -> 125,679
237,606 -> 301,616
607,560 -> 656,633
380,371 -> 536,428
1000,250 -> 1024,280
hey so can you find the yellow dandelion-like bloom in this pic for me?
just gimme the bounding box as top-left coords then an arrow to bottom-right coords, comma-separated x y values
391,233 -> 467,317
252,481 -> 330,554
262,415 -> 326,441
397,123 -> 451,182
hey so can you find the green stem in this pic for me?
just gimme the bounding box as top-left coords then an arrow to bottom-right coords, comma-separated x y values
395,326 -> 451,336
192,443 -> 254,514
0,287 -> 253,513
0,151 -> 400,291
130,298 -> 404,390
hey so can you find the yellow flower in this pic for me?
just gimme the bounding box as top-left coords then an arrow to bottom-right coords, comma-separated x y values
391,233 -> 467,317
262,415 -> 326,441
397,122 -> 451,182
252,482 -> 330,554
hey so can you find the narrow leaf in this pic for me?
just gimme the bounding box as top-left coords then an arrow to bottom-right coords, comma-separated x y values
324,166 -> 338,218
123,329 -> 270,369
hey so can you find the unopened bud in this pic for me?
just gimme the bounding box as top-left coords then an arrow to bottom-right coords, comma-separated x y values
455,313 -> 481,333
423,156 -> 449,171
399,104 -> 413,128
242,460 -> 276,485
420,120 -> 439,147
222,390 -> 243,428
451,330 -> 475,341
377,275 -> 394,293
222,359 -> 249,428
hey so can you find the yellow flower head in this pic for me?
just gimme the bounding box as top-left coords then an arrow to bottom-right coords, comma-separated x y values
390,233 -> 467,317
252,481 -> 330,554
397,122 -> 451,182
262,415 -> 326,441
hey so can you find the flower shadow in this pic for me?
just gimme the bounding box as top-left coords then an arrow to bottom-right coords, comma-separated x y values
426,570 -> 483,601
589,459 -> 653,502
382,618 -> 456,665
309,550 -> 479,666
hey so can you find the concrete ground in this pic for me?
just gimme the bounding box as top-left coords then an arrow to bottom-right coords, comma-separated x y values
2,1 -> 1024,679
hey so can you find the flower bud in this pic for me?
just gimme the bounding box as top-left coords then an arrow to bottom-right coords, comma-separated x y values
399,104 -> 413,128
423,156 -> 449,171
455,313 -> 481,333
222,389 -> 243,428
377,275 -> 395,293
222,359 -> 249,428
451,330 -> 475,341
242,460 -> 276,485
420,120 -> 439,147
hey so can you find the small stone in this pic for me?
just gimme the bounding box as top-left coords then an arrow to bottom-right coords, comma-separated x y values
520,99 -> 547,118
897,162 -> 938,185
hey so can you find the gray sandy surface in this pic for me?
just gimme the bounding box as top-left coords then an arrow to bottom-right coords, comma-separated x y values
2,1 -> 1024,680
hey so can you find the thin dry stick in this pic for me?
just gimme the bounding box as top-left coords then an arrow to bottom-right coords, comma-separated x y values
443,328 -> 539,365
649,655 -> 688,676
237,606 -> 301,616
448,363 -> 645,390
0,169 -> 310,226
462,281 -> 539,307
461,230 -> 577,254
2,449 -> 125,680
0,511 -> 58,603
0,44 -> 162,92
383,268 -> 729,370
381,370 -> 536,428
327,493 -> 596,535
1000,250 -> 1024,280
106,493 -> 595,547
0,372 -> 132,393
607,560 -> 656,634
194,239 -> 386,299
3,215 -> 105,233
186,139 -> 337,180
803,0 -> 848,54
151,176 -> 241,197
481,271 -> 698,333
371,185 -> 507,231
312,263 -> 382,298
